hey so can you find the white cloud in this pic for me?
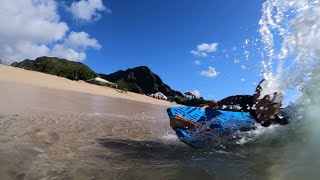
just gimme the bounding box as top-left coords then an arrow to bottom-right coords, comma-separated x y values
191,42 -> 218,57
0,0 -> 68,44
201,66 -> 218,78
1,41 -> 51,64
70,0 -> 107,21
51,44 -> 86,62
191,90 -> 201,98
190,50 -> 207,57
0,0 -> 101,64
194,60 -> 201,65
197,43 -> 218,52
65,31 -> 101,50
0,0 -> 68,64
50,31 -> 101,61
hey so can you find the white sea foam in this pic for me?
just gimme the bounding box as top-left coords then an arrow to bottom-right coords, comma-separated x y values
161,133 -> 179,141
236,124 -> 279,145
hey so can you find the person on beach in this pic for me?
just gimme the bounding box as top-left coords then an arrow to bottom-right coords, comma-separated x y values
170,80 -> 289,130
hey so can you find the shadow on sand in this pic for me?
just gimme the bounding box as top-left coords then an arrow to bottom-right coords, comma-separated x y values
96,138 -> 193,162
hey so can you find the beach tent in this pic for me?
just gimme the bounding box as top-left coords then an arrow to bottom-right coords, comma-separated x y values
154,92 -> 167,100
87,77 -> 115,86
184,92 -> 196,99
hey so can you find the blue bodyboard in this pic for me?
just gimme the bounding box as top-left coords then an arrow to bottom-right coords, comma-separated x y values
167,106 -> 256,146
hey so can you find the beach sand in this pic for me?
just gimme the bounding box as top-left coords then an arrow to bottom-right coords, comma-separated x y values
0,64 -> 184,179
0,64 -> 291,179
0,64 -> 176,107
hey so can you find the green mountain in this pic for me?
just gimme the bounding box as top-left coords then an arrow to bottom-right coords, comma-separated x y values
100,66 -> 183,97
11,56 -> 97,80
11,56 -> 184,98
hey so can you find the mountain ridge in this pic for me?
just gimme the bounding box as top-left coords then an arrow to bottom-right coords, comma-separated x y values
11,56 -> 97,81
11,56 -> 183,97
100,66 -> 183,97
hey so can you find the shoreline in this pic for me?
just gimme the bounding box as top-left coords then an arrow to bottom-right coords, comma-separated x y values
0,64 -> 178,107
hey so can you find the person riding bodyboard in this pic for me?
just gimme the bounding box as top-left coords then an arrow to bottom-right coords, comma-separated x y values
170,79 -> 288,131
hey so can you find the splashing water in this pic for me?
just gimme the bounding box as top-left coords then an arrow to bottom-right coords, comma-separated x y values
258,0 -> 320,178
186,0 -> 320,149
259,0 -> 320,98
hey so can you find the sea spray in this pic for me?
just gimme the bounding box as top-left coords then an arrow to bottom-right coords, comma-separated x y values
259,0 -> 320,95
259,0 -> 320,117
258,0 -> 320,178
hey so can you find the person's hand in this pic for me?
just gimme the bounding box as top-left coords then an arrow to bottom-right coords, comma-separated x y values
199,104 -> 209,109
208,101 -> 218,109
255,95 -> 282,124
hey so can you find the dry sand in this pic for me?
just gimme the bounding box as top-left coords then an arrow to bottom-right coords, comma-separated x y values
0,64 -> 177,107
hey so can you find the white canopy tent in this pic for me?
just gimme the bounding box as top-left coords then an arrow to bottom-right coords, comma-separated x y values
153,92 -> 167,100
87,77 -> 115,85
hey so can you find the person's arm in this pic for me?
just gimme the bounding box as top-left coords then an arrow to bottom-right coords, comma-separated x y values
218,95 -> 249,105
170,115 -> 211,131
211,95 -> 253,111
170,115 -> 196,130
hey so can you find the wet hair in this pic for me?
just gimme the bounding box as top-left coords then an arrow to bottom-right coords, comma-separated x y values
253,79 -> 265,105
255,79 -> 265,93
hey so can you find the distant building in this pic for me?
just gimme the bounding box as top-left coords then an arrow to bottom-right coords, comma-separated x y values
184,92 -> 196,99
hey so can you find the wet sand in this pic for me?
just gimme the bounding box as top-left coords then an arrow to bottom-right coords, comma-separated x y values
0,81 -> 279,180
0,65 -> 184,179
0,82 -> 183,179
2,65 -> 312,179
2,71 -> 257,180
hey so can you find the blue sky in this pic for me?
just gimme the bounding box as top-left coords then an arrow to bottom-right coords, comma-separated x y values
1,0 -> 267,100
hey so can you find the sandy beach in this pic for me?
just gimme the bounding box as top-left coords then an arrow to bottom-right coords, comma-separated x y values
0,64 -> 314,179
2,0 -> 319,178
0,64 -> 176,107
0,64 -> 184,179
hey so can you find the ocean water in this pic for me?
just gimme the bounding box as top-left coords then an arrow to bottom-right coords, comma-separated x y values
1,0 -> 320,179
254,0 -> 320,178
0,81 -> 318,180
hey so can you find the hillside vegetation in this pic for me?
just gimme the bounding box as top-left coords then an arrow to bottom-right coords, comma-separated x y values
11,56 -> 97,80
100,66 -> 183,97
11,56 -> 209,105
